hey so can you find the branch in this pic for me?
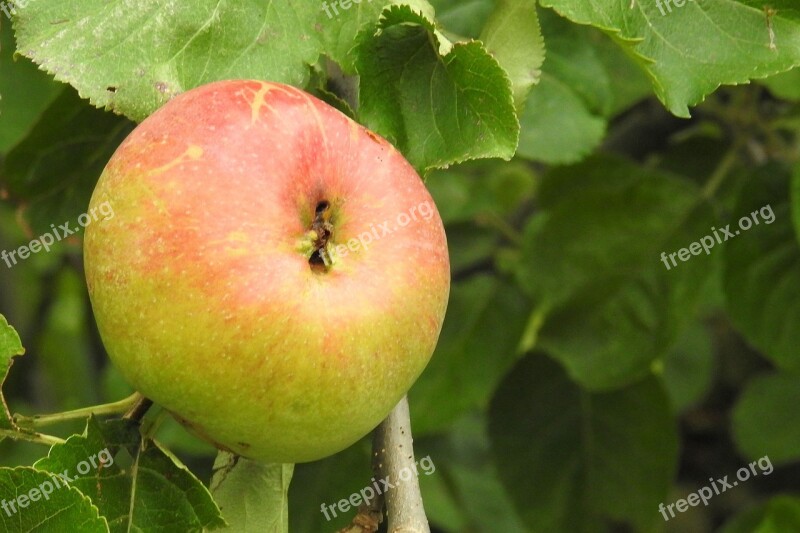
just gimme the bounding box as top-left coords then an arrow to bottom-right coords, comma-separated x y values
372,395 -> 430,533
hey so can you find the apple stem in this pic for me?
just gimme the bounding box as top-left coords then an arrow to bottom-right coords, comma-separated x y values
123,394 -> 154,423
13,392 -> 143,429
371,395 -> 430,533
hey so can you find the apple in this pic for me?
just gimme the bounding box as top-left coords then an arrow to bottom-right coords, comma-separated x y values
84,80 -> 450,463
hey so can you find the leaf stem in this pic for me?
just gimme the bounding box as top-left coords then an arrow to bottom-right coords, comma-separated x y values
475,212 -> 523,246
0,428 -> 65,447
13,392 -> 143,429
702,145 -> 739,200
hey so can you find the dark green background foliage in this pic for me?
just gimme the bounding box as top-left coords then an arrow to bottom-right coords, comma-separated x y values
2,0 -> 800,531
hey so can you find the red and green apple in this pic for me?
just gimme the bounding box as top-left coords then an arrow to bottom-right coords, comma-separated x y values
84,80 -> 450,463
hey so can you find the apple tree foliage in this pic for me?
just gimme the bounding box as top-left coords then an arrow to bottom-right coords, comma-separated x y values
1,0 -> 800,531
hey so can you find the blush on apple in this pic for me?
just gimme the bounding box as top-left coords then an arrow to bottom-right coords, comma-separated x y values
84,80 -> 450,463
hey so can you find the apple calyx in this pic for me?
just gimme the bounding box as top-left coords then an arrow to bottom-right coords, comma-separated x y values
306,200 -> 335,272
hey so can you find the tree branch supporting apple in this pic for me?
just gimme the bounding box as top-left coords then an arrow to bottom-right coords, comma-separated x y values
373,396 -> 431,532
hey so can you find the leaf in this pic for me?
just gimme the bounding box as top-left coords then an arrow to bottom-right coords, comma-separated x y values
210,451 -> 293,533
732,373 -> 800,465
1,87 -> 134,236
515,156 -> 716,389
540,0 -> 800,117
410,274 -> 531,434
445,225 -> 498,273
418,415 -> 527,532
722,496 -> 800,533
660,319 -> 714,412
479,0 -> 544,109
288,441 -> 372,532
587,22 -> 652,116
517,76 -> 606,164
317,0 -> 436,74
794,163 -> 800,245
34,417 -> 226,532
723,164 -> 800,371
0,20 -> 63,153
0,467 -> 109,532
13,1 -> 324,122
36,269 -> 97,409
425,159 -> 537,225
0,314 -> 24,432
437,460 -> 527,533
516,9 -> 611,164
761,67 -> 800,101
355,5 -> 518,173
488,354 -> 678,532
429,0 -> 494,38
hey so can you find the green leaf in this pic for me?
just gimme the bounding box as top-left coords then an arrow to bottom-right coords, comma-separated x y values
36,269 -> 97,409
288,441 -> 372,532
436,460 -> 527,533
540,0 -> 800,117
426,159 -> 537,225
13,1 -> 325,122
410,275 -> 531,434
733,373 -> 800,465
0,315 -> 24,432
355,5 -> 518,173
761,67 -> 800,101
516,9 -> 610,164
488,354 -> 678,532
587,23 -> 652,116
1,87 -> 134,236
660,320 -> 714,412
317,2 -> 390,74
0,467 -> 109,532
317,0 -> 436,74
793,163 -> 800,245
723,164 -> 800,371
34,417 -> 226,532
445,225 -> 498,273
722,496 -> 800,533
418,415 -> 527,532
479,0 -> 544,109
429,0 -> 494,38
0,21 -> 63,153
516,156 -> 716,389
517,76 -> 606,164
210,452 -> 293,533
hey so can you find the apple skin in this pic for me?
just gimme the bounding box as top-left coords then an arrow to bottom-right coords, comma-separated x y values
84,80 -> 450,463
